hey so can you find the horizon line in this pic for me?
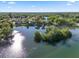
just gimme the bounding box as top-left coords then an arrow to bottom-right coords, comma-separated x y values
0,11 -> 79,13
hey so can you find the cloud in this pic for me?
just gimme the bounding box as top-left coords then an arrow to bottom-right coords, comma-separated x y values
69,1 -> 75,3
39,8 -> 44,11
67,1 -> 76,6
32,5 -> 36,7
1,1 -> 16,5
7,6 -> 11,9
31,5 -> 46,11
8,1 -> 16,4
67,3 -> 73,5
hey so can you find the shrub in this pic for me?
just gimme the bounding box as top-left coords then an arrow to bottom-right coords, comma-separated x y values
34,31 -> 42,43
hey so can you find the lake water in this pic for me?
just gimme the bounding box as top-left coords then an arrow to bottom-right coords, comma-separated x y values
0,26 -> 79,58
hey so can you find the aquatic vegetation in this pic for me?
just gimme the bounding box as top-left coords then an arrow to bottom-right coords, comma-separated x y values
34,27 -> 72,45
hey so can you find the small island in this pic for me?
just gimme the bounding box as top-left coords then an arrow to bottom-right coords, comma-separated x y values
34,27 -> 72,45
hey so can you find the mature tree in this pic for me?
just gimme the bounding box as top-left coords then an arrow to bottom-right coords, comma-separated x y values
0,19 -> 13,41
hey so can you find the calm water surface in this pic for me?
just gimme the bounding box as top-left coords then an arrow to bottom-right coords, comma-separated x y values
0,26 -> 79,58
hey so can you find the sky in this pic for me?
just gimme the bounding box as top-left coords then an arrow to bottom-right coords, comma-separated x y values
0,1 -> 79,12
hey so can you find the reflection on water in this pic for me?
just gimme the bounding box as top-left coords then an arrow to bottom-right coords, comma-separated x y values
12,30 -> 24,51
0,28 -> 28,58
9,30 -> 25,57
0,30 -> 27,58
